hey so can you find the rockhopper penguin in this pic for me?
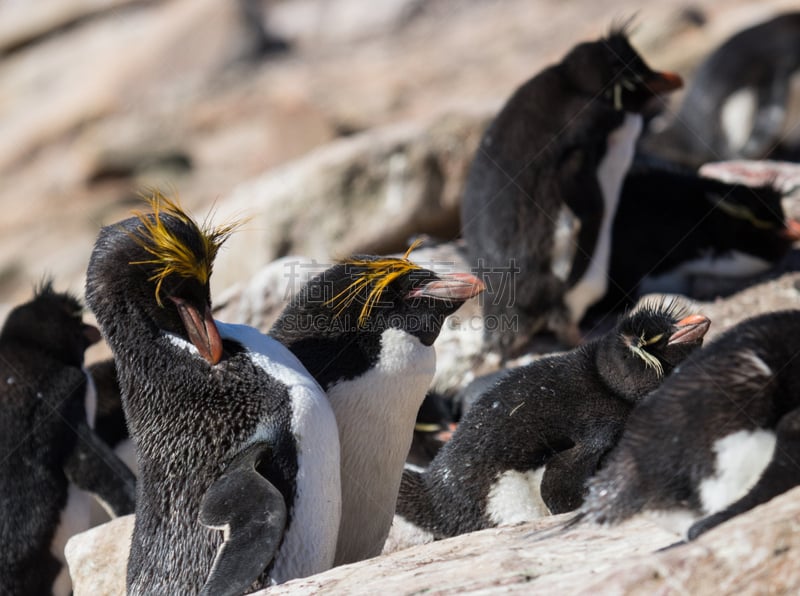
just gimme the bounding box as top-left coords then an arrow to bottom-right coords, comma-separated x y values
393,300 -> 709,541
84,195 -> 341,595
580,309 -> 800,540
461,26 -> 683,357
592,162 -> 800,313
0,282 -> 136,596
271,248 -> 485,565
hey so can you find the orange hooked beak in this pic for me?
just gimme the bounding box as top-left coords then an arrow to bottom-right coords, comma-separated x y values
170,296 -> 223,365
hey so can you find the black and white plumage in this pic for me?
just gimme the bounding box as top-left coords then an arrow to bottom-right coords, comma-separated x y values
641,12 -> 800,168
461,26 -> 683,358
84,196 -> 340,595
393,301 -> 709,540
270,252 -> 485,565
592,162 -> 800,313
0,282 -> 136,596
580,309 -> 800,540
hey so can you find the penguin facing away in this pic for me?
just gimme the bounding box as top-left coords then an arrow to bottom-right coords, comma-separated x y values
580,309 -> 800,540
0,282 -> 136,596
393,300 -> 709,540
461,25 -> 683,358
84,195 -> 341,595
641,12 -> 800,168
270,249 -> 485,565
592,162 -> 800,314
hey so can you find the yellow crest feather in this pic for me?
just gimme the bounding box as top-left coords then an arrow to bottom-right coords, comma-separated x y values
326,239 -> 424,327
127,190 -> 240,306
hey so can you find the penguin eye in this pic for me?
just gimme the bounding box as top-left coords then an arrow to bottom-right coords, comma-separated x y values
642,333 -> 664,346
713,198 -> 775,229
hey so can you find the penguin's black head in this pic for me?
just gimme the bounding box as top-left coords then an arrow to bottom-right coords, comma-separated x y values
1,280 -> 101,368
562,26 -> 683,112
596,299 -> 710,402
85,192 -> 238,365
273,248 -> 485,348
707,182 -> 800,258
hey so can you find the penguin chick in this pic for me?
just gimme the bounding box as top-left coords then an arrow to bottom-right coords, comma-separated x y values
270,250 -> 485,565
581,309 -> 800,540
461,24 -> 683,358
594,162 -> 800,313
393,300 -> 709,540
0,281 -> 136,596
85,194 -> 340,595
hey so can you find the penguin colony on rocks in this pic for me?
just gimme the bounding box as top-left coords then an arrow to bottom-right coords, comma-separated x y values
461,25 -> 683,358
393,300 -> 710,540
0,282 -> 136,596
4,14 -> 800,596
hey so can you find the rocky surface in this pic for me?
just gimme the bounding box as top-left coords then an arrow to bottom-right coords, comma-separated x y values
262,486 -> 800,595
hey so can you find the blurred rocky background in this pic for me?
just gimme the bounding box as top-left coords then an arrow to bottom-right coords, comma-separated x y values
2,0 -> 798,320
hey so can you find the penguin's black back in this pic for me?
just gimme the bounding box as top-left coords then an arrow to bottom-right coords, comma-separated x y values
0,285 -> 94,594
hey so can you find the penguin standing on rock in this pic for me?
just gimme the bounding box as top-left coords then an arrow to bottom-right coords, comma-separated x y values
85,195 -> 341,595
393,300 -> 709,541
270,248 -> 485,565
0,282 -> 136,596
461,25 -> 683,358
580,309 -> 800,540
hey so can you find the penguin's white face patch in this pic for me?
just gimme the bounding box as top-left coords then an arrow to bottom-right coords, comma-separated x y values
565,112 -> 642,321
699,428 -> 777,516
485,468 -> 550,526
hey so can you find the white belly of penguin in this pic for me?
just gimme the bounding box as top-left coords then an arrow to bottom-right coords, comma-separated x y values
485,468 -> 550,526
328,327 -> 436,565
565,112 -> 642,322
699,428 -> 777,516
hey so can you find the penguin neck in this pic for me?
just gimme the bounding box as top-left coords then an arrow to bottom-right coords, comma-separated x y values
326,327 -> 436,565
564,112 -> 643,322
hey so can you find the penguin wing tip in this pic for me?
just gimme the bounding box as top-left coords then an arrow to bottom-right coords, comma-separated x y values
199,443 -> 289,595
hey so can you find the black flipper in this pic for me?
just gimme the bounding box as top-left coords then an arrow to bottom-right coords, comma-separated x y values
199,442 -> 288,596
63,420 -> 137,516
540,443 -> 606,514
688,407 -> 800,540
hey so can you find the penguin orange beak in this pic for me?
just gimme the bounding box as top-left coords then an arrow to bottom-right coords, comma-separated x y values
647,70 -> 683,94
170,296 -> 224,365
407,273 -> 486,301
781,218 -> 800,241
668,314 -> 710,346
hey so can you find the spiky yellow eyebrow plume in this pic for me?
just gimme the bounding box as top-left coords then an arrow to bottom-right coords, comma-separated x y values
127,191 -> 240,306
327,239 -> 424,327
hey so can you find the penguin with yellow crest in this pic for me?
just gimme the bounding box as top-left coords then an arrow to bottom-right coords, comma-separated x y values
271,244 -> 486,565
85,193 -> 341,595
